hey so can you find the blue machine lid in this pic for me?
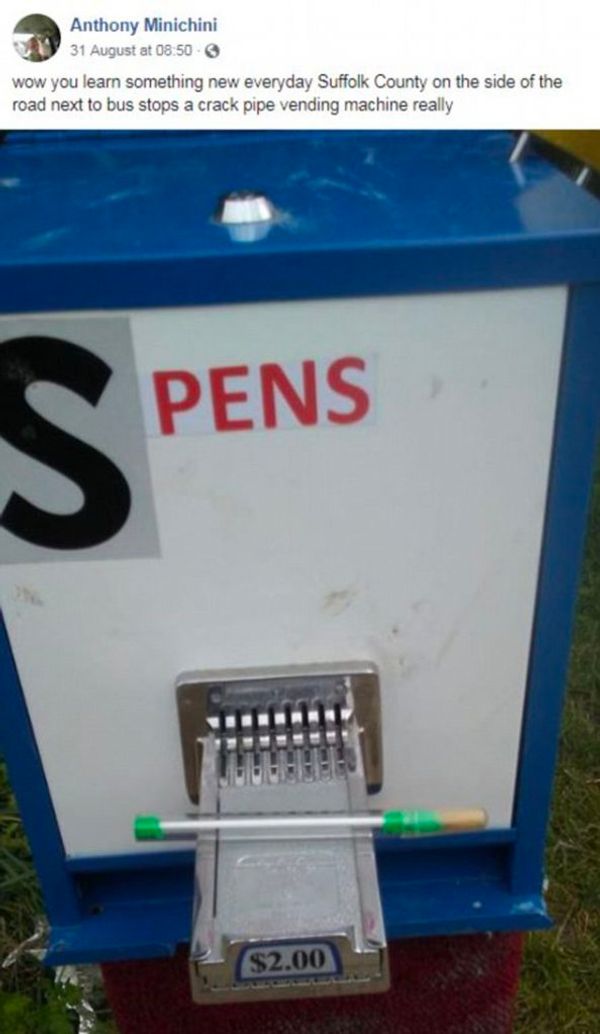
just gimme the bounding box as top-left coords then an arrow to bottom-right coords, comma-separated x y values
0,130 -> 599,313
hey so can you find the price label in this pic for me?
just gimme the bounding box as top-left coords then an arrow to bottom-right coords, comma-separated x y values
237,940 -> 341,983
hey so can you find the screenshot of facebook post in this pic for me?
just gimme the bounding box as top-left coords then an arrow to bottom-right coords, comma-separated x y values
0,1 -> 599,1030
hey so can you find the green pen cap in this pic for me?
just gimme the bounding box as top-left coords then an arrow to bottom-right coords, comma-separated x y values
134,815 -> 164,841
382,809 -> 443,835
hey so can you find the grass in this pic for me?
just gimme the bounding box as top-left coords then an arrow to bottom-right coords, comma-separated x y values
515,464 -> 600,1033
1,470 -> 598,1032
1,762 -> 120,1033
0,760 -> 45,1004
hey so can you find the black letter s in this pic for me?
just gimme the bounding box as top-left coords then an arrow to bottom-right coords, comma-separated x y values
0,336 -> 131,550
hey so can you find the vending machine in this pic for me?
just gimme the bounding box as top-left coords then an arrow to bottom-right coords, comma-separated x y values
1,130 -> 599,1030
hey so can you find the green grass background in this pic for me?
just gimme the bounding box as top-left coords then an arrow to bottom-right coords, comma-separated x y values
1,469 -> 598,1032
515,464 -> 600,1033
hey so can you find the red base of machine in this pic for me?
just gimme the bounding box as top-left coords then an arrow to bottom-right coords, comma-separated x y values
102,932 -> 523,1034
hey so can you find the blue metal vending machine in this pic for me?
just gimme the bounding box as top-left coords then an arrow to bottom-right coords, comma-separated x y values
0,130 -> 599,1027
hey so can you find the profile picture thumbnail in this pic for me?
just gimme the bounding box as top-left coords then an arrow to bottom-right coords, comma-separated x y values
13,13 -> 61,62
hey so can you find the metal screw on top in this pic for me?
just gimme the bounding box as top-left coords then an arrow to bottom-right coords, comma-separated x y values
214,191 -> 278,243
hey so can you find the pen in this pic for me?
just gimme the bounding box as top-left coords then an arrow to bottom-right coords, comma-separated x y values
134,808 -> 488,841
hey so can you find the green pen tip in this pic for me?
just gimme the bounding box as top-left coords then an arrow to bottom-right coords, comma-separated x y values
382,809 -> 443,835
134,815 -> 164,841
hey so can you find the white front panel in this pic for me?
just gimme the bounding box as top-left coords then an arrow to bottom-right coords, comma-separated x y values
0,287 -> 566,856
